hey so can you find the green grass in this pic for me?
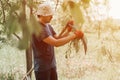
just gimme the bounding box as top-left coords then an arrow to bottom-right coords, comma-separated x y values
0,44 -> 26,80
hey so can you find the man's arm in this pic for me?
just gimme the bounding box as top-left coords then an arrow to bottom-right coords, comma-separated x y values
43,33 -> 76,47
53,31 -> 69,39
54,20 -> 73,39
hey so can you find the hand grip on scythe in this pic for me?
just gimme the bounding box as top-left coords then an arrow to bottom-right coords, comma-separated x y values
72,26 -> 87,55
59,24 -> 87,55
58,25 -> 68,37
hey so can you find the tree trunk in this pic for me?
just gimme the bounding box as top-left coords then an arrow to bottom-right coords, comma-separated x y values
26,44 -> 32,79
22,0 -> 33,79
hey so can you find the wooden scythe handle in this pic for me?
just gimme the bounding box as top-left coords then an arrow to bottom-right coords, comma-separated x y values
58,24 -> 87,54
58,26 -> 68,37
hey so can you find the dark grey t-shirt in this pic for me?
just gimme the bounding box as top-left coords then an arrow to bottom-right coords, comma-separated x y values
32,23 -> 56,72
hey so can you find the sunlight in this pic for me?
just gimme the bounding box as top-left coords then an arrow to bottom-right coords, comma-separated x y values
109,0 -> 120,19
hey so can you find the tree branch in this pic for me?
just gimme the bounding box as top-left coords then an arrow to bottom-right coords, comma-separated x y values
13,33 -> 21,40
55,0 -> 59,11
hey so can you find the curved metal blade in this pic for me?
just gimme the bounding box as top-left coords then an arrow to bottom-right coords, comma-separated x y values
81,36 -> 87,54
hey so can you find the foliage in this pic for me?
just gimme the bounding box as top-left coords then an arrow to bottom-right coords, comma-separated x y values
81,0 -> 90,4
0,72 -> 15,80
0,0 -> 42,50
61,0 -> 85,28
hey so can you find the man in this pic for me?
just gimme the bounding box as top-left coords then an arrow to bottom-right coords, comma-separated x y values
32,3 -> 84,80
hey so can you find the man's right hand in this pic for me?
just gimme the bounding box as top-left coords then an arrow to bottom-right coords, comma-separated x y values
74,30 -> 84,39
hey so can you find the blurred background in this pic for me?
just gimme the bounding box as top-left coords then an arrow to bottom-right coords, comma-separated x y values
0,0 -> 120,80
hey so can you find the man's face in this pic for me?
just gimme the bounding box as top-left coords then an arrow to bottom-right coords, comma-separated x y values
40,15 -> 53,23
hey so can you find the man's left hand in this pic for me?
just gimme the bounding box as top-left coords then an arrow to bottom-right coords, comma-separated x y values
66,20 -> 74,32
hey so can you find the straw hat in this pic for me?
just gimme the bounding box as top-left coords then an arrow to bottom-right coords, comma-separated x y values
36,3 -> 54,16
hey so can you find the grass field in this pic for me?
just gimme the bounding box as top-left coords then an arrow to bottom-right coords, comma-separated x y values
0,43 -> 26,80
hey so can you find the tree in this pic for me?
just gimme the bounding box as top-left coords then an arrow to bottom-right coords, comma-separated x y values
0,0 -> 40,79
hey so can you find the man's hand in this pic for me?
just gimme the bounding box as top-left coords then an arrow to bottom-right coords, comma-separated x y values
74,30 -> 84,39
66,20 -> 74,32
58,20 -> 74,37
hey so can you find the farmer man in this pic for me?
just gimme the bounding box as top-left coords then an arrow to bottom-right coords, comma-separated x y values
32,3 -> 84,80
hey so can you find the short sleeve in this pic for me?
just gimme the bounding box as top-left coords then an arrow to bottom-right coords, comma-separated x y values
33,23 -> 56,41
48,25 -> 56,36
40,27 -> 50,40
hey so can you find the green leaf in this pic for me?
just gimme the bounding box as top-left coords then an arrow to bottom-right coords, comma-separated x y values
81,0 -> 91,4
27,15 -> 41,36
18,37 -> 29,50
5,14 -> 20,37
61,1 -> 68,12
68,1 -> 85,26
27,0 -> 38,9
